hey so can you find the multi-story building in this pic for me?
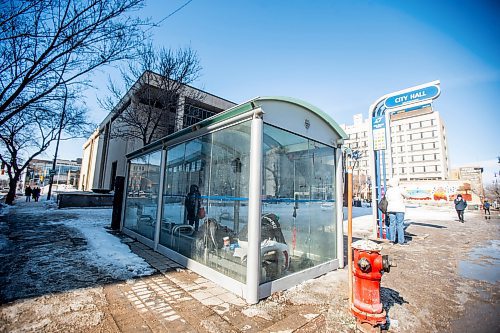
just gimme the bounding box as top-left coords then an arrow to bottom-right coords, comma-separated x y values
341,106 -> 450,198
340,114 -> 370,199
79,71 -> 236,191
388,106 -> 450,181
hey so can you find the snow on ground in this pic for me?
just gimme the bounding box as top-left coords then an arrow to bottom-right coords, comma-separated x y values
2,198 -> 155,280
55,207 -> 156,279
342,204 -> 459,236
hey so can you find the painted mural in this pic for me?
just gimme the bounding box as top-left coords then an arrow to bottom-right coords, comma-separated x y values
400,181 -> 473,202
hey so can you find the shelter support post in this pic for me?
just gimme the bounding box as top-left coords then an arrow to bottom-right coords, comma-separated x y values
246,108 -> 264,304
336,147 -> 344,268
347,166 -> 353,307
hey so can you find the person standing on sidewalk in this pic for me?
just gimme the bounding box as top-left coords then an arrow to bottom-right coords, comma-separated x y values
385,178 -> 407,245
32,186 -> 41,202
24,185 -> 32,202
185,184 -> 202,231
454,194 -> 467,222
483,199 -> 491,218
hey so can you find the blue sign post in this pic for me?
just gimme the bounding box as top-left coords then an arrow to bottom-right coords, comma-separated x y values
369,81 -> 441,240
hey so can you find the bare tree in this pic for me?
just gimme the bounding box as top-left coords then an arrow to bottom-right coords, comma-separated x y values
100,43 -> 203,146
484,182 -> 500,203
0,0 -> 148,127
0,86 -> 92,205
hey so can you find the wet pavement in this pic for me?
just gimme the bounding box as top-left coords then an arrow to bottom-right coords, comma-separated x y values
0,208 -> 117,303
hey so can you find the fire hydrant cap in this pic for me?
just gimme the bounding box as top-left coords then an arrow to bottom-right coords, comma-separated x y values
352,239 -> 382,252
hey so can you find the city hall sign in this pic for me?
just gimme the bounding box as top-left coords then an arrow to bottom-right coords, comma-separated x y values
384,84 -> 440,109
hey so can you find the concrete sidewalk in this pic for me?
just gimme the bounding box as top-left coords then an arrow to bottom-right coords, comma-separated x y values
110,239 -> 348,332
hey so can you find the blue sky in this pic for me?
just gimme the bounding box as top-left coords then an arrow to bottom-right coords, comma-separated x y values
53,0 -> 499,182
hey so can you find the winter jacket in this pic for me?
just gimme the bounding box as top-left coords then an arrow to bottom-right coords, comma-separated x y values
385,185 -> 406,213
454,198 -> 467,211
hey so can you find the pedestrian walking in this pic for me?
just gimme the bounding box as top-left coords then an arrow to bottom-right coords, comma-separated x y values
385,178 -> 408,245
24,185 -> 32,202
454,194 -> 467,222
483,199 -> 491,218
32,186 -> 41,202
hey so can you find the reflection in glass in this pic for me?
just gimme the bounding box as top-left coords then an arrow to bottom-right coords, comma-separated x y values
262,124 -> 336,282
159,122 -> 251,283
124,151 -> 162,240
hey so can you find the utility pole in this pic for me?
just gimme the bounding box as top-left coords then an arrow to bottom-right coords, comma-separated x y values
47,85 -> 67,201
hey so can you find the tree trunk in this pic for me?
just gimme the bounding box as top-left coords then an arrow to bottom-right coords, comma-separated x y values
5,177 -> 19,205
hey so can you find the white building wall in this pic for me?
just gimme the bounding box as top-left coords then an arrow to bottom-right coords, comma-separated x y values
342,108 -> 450,188
389,110 -> 449,181
340,116 -> 370,198
79,131 -> 99,191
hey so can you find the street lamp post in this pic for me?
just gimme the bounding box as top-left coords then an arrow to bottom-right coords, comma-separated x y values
47,85 -> 67,201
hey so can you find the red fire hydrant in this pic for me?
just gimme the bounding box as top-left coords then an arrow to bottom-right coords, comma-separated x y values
351,239 -> 391,331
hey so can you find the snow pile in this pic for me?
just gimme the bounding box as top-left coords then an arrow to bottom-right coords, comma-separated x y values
2,200 -> 155,281
59,208 -> 156,280
342,205 -> 458,236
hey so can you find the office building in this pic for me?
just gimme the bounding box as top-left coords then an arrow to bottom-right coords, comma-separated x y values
341,106 -> 450,198
79,71 -> 236,191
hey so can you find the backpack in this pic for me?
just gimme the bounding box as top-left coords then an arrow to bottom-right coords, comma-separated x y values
378,196 -> 388,213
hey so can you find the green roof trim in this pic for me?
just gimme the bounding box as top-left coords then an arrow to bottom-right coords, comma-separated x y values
127,96 -> 347,158
255,96 -> 348,140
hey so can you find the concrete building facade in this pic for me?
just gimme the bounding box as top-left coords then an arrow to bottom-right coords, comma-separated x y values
388,106 -> 450,181
341,105 -> 450,198
79,71 -> 236,191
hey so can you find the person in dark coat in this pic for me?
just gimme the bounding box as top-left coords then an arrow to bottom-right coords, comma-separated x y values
185,184 -> 201,231
24,185 -> 32,202
483,199 -> 491,217
32,186 -> 41,202
454,194 -> 467,222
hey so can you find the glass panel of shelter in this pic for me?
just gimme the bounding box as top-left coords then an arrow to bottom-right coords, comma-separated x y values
159,121 -> 251,283
261,124 -> 336,282
129,121 -> 339,285
123,150 -> 162,240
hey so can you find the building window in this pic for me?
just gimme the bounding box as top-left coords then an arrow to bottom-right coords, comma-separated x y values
414,166 -> 424,173
422,120 -> 431,127
422,131 -> 433,139
423,142 -> 433,150
183,104 -> 218,127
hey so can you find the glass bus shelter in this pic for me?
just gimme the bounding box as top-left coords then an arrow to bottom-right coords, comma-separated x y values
121,96 -> 348,303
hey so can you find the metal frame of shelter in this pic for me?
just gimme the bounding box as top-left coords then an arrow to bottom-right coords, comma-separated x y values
368,81 -> 441,239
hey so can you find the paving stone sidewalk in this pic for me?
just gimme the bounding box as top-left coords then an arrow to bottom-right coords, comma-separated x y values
111,240 -> 328,333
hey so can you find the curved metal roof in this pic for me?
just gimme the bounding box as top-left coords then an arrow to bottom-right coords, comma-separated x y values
128,96 -> 347,158
255,96 -> 348,139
